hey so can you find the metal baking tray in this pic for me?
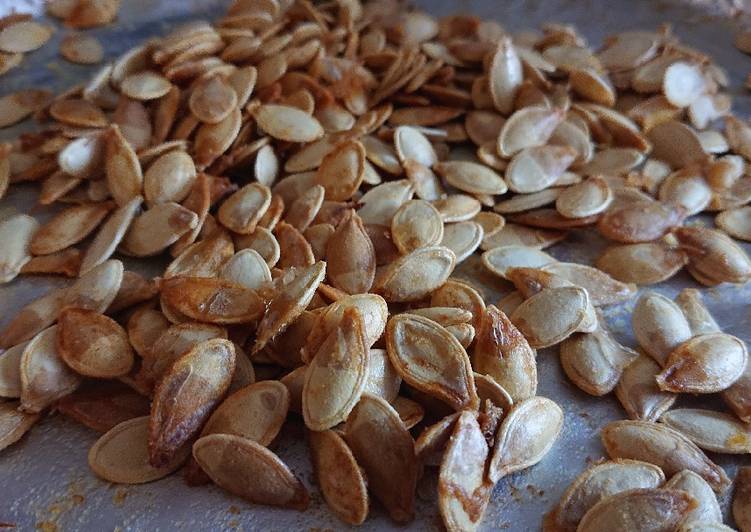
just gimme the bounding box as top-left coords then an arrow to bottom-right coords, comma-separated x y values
1,0 -> 750,529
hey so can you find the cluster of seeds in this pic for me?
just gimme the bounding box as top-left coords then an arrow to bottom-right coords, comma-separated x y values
1,0 -> 751,529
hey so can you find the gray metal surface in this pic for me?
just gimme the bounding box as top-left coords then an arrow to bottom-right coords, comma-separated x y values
1,1 -> 750,530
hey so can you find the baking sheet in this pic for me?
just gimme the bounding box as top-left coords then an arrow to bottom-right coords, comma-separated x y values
1,0 -> 751,530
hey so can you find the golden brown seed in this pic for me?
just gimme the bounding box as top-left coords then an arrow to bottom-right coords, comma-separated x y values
510,286 -> 591,348
596,242 -> 687,285
160,276 -> 265,325
374,245 -> 456,303
326,211 -> 375,295
0,401 -> 39,452
30,202 -> 113,256
632,292 -> 692,367
193,433 -> 309,510
616,353 -> 676,422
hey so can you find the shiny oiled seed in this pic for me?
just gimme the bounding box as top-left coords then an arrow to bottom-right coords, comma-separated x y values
219,249 -> 271,290
656,333 -> 748,394
326,211 -> 375,295
540,262 -> 636,307
487,396 -> 563,483
88,416 -> 189,484
374,245 -> 455,303
510,287 -> 591,348
473,305 -> 537,402
386,313 -> 478,411
438,410 -> 492,532
60,33 -> 103,64
160,276 -> 264,325
391,199 -> 444,254
497,106 -> 564,157
660,408 -> 751,454
434,160 -> 507,196
716,206 -> 751,242
104,125 -> 143,207
0,90 -> 52,128
555,176 -> 612,218
675,288 -> 721,336
0,401 -> 39,452
632,291 -> 693,367
57,308 -> 134,378
545,459 -> 665,532
488,37 -> 523,115
674,226 -> 751,285
505,146 -> 577,194
30,202 -> 113,256
616,353 -> 676,422
482,245 -> 555,279
146,322 -> 227,380
309,430 -> 369,526
344,394 -> 418,524
254,104 -> 324,143
20,326 -> 82,413
665,469 -> 722,525
596,242 -> 687,285
144,150 -> 197,206
576,488 -> 696,532
217,182 -> 272,235
302,308 -> 368,431
0,287 -> 67,349
193,434 -> 309,510
121,203 -> 199,257
601,420 -> 730,492
597,201 -> 685,244
0,214 -> 38,283
149,338 -> 235,467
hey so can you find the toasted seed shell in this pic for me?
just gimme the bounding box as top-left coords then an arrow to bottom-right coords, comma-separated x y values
104,125 -> 142,206
596,242 -> 687,285
0,401 -> 39,451
0,89 -> 51,128
488,396 -> 563,483
386,313 -> 478,411
616,353 -> 676,422
189,75 -> 237,124
391,199 -> 444,254
489,37 -> 523,115
20,326 -> 82,413
0,21 -> 52,53
160,276 -> 265,325
121,202 -> 198,256
149,338 -> 235,467
656,333 -> 748,394
121,71 -> 173,100
147,322 -> 226,380
473,305 -> 537,402
716,206 -> 751,242
598,202 -> 684,243
0,340 -> 26,398
344,394 -> 418,524
482,245 -> 555,279
547,459 -> 665,532
144,150 -> 196,206
374,245 -> 455,302
665,469 -> 722,525
253,261 -> 325,355
510,287 -> 590,348
0,214 -> 38,283
217,182 -> 272,235
201,380 -> 288,446
30,202 -> 113,256
0,287 -> 67,349
505,146 -> 577,194
314,140 -> 366,202
309,429 -> 369,526
194,106 -> 241,167
60,33 -> 103,64
327,211 -> 375,294
434,160 -> 507,196
663,62 -> 705,108
88,416 -> 189,484
441,221 -> 484,263
498,106 -> 564,157
734,467 -> 751,532
675,288 -> 721,336
540,262 -> 635,306
394,125 -> 437,168
577,488 -> 697,532
674,226 -> 751,285
57,308 -> 133,378
601,420 -> 730,492
556,176 -> 612,218
560,328 -> 639,397
632,292 -> 692,367
193,433 -> 309,510
254,104 -> 324,143
439,410 -> 492,532
303,308 -> 368,431
661,408 -> 751,454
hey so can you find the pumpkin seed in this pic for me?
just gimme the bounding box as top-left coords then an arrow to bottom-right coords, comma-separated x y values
598,201 -> 685,243
440,222 -> 484,263
303,307 -> 368,431
104,125 -> 143,207
147,322 -> 227,380
632,292 -> 693,367
510,287 -> 591,348
0,401 -> 39,452
88,416 -> 189,484
546,459 -> 665,532
357,180 -> 414,226
219,249 -> 271,290
121,71 -> 173,101
596,241 -> 687,285
487,396 -> 563,483
433,194 -> 482,223
439,410 -> 492,532
64,259 -> 123,312
144,150 -> 197,206
675,288 -> 721,336
391,199 -> 444,254
505,146 -> 577,194
541,262 -> 636,306
497,106 -> 564,157
482,245 -> 555,279
0,214 -> 38,283
663,62 -> 706,108
436,160 -> 508,196
193,433 -> 309,510
60,33 -> 103,64
327,211 -> 375,294
217,182 -> 272,235
121,202 -> 199,256
31,202 -> 113,256
163,235 -> 233,279
20,326 -> 82,413
0,21 -> 52,53
481,223 -> 566,250
284,184 -> 324,232
601,420 -> 730,492
647,120 -> 707,168
315,140 -> 365,202
386,313 -> 478,411
309,429 -> 369,525
473,305 -> 537,402
57,308 -> 133,378
616,352 -> 676,422
160,276 -> 264,325
0,287 -> 67,349
488,37 -> 523,115
661,409 -> 751,454
189,74 -> 237,124
0,90 -> 52,128
656,333 -> 748,394
394,125 -> 437,168
149,338 -> 235,467
577,488 -> 696,532
254,104 -> 324,143
234,226 -> 280,268
0,340 -> 27,398
556,176 -> 612,218
674,226 -> 751,285
344,394 -> 418,524
665,469 -> 722,525
560,326 -> 639,397
716,206 -> 751,242
374,245 -> 455,303
658,171 -> 712,216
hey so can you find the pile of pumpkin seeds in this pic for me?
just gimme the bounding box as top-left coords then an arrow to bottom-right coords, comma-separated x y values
1,0 -> 751,529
